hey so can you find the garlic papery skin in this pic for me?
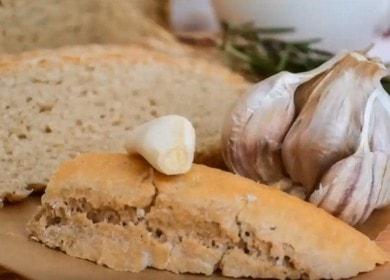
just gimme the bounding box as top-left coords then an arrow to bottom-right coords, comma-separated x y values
222,72 -> 299,183
221,53 -> 346,184
126,115 -> 196,175
310,151 -> 390,225
310,88 -> 390,225
369,88 -> 390,153
282,53 -> 387,193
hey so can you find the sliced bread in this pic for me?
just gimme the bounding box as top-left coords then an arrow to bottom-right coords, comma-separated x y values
0,0 -> 173,54
0,44 -> 249,205
27,153 -> 388,279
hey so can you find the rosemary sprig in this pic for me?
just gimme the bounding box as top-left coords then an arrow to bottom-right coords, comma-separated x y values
221,22 -> 390,94
221,22 -> 332,76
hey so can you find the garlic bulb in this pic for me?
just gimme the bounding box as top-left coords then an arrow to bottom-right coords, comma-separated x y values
221,49 -> 390,225
310,88 -> 390,225
222,54 -> 345,184
282,53 -> 387,193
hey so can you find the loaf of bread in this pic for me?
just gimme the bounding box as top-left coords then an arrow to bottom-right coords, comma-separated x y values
0,0 -> 177,54
0,45 -> 249,205
27,153 -> 388,280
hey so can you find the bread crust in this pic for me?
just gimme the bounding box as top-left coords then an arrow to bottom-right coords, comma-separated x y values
0,44 -> 247,86
28,153 -> 388,279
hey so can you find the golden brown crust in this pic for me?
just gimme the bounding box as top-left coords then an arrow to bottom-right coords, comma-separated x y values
44,153 -> 155,208
155,163 -> 388,278
34,153 -> 388,279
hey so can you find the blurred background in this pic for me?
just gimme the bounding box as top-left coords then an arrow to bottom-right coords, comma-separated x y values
2,0 -> 389,54
0,0 -> 389,82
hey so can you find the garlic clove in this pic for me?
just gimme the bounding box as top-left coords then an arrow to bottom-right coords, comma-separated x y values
310,151 -> 390,225
282,53 -> 387,193
222,72 -> 299,183
370,88 -> 390,153
310,87 -> 390,225
126,115 -> 196,175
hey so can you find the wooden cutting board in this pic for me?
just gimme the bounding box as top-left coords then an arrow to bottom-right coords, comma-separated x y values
0,195 -> 389,280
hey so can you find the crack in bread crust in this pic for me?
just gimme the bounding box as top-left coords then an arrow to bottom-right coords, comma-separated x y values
26,153 -> 388,279
28,189 -> 308,279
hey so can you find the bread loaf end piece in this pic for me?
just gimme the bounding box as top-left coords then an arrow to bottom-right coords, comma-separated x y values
27,153 -> 388,279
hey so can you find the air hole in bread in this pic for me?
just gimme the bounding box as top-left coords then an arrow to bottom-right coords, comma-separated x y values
150,110 -> 158,117
155,228 -> 163,238
44,126 -> 52,133
46,216 -> 62,227
148,99 -> 156,106
38,104 -> 53,113
26,97 -> 33,103
17,134 -> 27,140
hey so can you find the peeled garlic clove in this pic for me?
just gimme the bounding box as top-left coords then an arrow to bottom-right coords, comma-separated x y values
282,53 -> 387,193
222,72 -> 300,183
310,151 -> 390,225
126,115 -> 196,175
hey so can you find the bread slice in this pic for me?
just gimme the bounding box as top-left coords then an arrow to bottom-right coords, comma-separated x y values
0,45 -> 249,205
27,153 -> 388,279
0,0 -> 174,54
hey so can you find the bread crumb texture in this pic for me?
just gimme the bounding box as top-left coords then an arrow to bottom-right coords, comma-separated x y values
0,45 -> 249,205
27,153 -> 388,280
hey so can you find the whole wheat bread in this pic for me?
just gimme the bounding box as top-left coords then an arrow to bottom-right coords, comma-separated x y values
0,44 -> 249,205
27,153 -> 388,279
0,0 -> 173,54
